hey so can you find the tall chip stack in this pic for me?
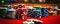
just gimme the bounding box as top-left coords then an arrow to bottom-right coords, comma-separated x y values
7,8 -> 16,19
27,8 -> 33,17
16,4 -> 23,20
20,4 -> 27,19
16,4 -> 27,20
27,6 -> 35,18
53,6 -> 58,15
43,7 -> 48,16
16,9 -> 23,20
41,8 -> 44,17
3,5 -> 17,19
34,6 -> 42,18
54,6 -> 58,11
48,6 -> 57,16
27,6 -> 42,18
41,7 -> 48,17
32,8 -> 37,18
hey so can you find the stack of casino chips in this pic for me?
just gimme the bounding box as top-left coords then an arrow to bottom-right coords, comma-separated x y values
27,9 -> 33,17
27,6 -> 42,18
15,4 -> 27,19
20,8 -> 27,19
27,8 -> 33,17
48,6 -> 57,16
48,6 -> 53,15
52,6 -> 58,15
53,6 -> 58,15
41,7 -> 48,17
27,9 -> 34,18
16,9 -> 23,19
34,6 -> 42,18
7,8 -> 16,19
53,6 -> 58,11
3,5 -> 17,19
27,6 -> 36,18
41,8 -> 44,16
43,7 -> 48,16
0,8 -> 8,18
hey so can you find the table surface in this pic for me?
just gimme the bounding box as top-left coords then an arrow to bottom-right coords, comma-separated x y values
0,15 -> 60,24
